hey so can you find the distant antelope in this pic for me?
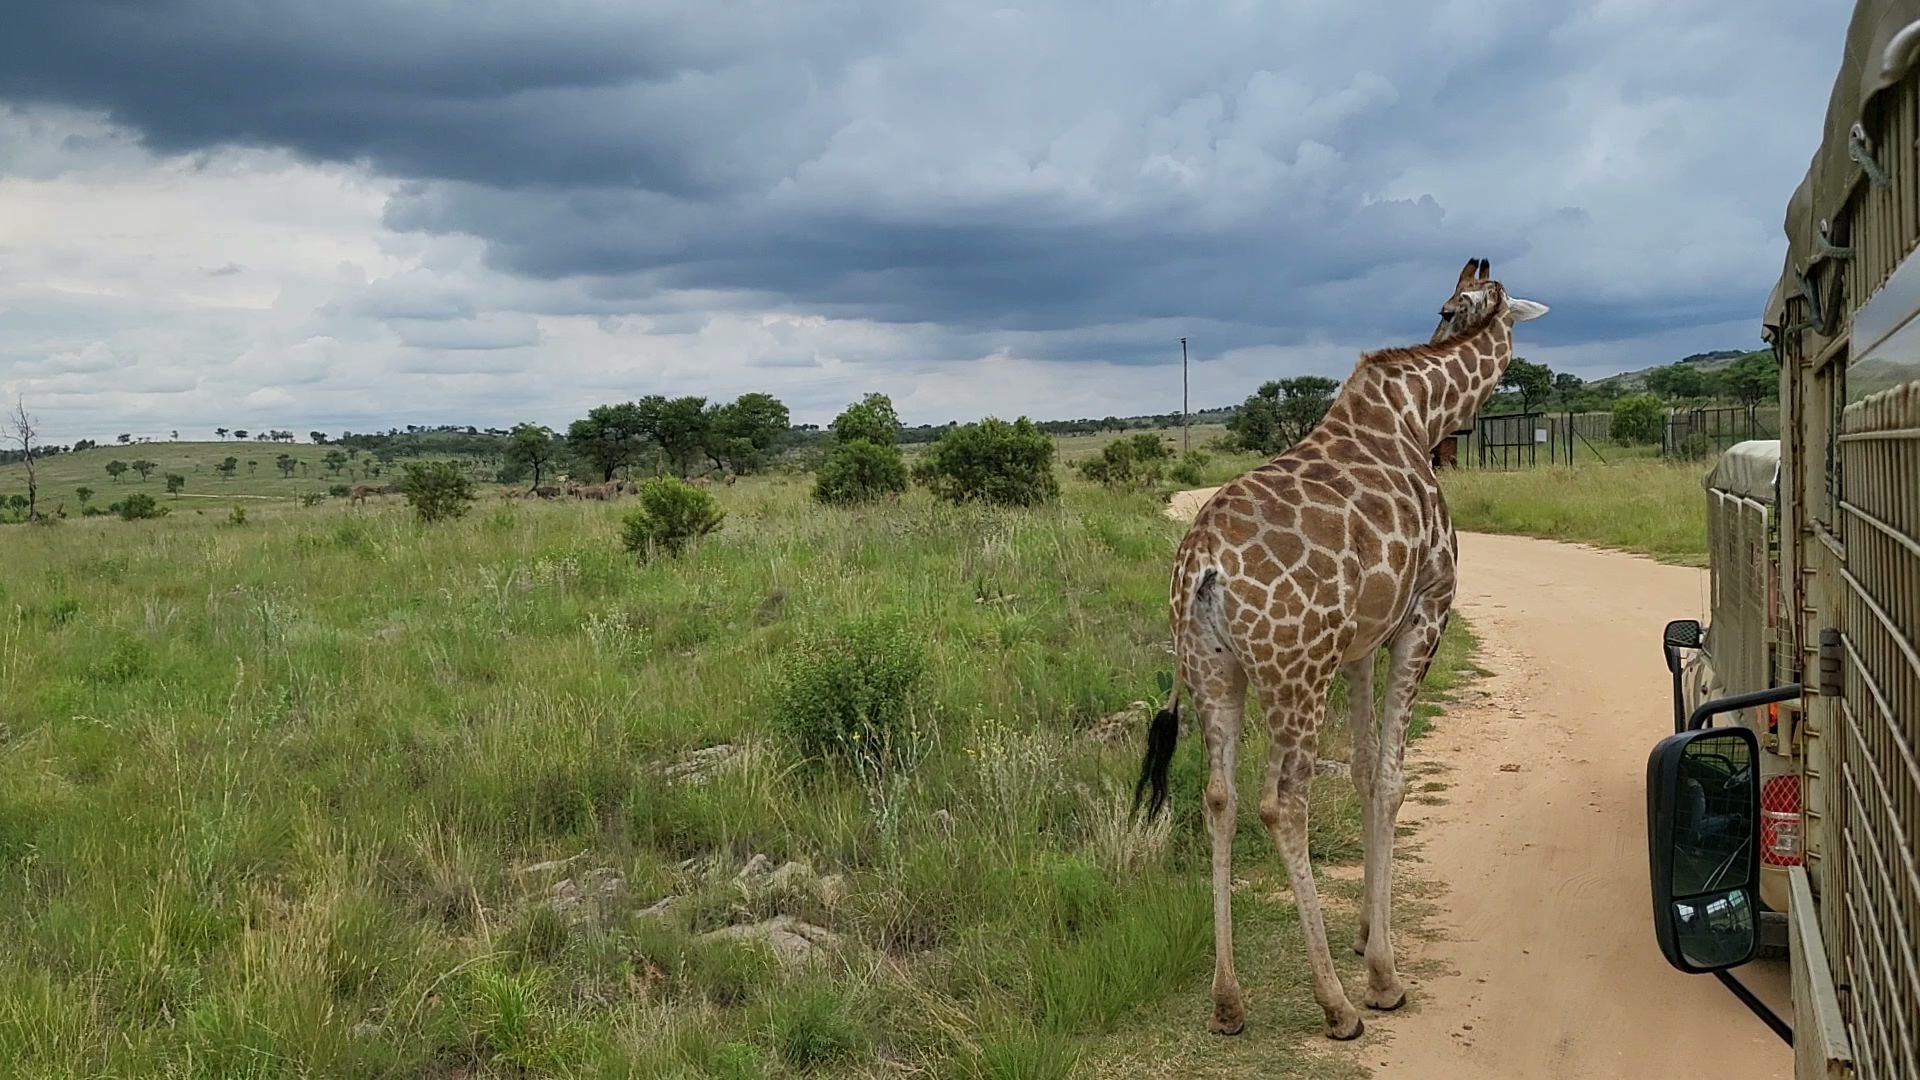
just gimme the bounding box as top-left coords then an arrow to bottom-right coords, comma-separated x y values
349,484 -> 387,507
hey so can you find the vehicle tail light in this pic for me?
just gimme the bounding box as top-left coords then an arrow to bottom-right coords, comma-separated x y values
1761,774 -> 1802,867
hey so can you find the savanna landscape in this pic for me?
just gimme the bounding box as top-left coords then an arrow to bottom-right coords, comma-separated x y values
0,379 -> 1741,1078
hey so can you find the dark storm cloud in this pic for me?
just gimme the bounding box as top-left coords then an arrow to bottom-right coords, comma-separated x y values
0,1 -> 1848,366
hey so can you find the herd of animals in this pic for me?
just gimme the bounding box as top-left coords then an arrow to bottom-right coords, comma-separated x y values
346,472 -> 737,506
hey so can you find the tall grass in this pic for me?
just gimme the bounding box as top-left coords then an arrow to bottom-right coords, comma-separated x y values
1442,458 -> 1711,563
0,476 -> 1471,1076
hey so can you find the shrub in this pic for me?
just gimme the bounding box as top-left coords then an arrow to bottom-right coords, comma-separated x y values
328,484 -> 351,498
762,987 -> 868,1071
911,417 -> 1060,506
1611,393 -> 1663,445
112,493 -> 167,521
620,477 -> 725,558
1079,433 -> 1172,488
1168,449 -> 1211,487
773,615 -> 925,766
395,460 -> 476,523
299,493 -> 326,508
226,507 -> 248,526
813,440 -> 908,505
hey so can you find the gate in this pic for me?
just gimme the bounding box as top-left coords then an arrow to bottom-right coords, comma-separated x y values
1474,411 -> 1544,469
1662,405 -> 1773,459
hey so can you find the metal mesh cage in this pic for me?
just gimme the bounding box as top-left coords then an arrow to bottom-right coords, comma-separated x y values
1835,383 -> 1920,1080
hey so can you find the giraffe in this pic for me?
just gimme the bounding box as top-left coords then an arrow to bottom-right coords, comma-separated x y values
1134,257 -> 1545,1039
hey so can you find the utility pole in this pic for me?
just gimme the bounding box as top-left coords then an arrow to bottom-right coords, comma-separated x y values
1181,336 -> 1190,454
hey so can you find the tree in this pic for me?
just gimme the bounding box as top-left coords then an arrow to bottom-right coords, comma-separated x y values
815,394 -> 908,505
1226,376 -> 1339,455
831,393 -> 902,446
164,473 -> 186,497
1501,357 -> 1554,414
6,398 -> 41,521
396,460 -> 476,523
247,459 -> 258,476
704,392 -> 791,473
272,453 -> 294,478
323,450 -> 349,476
216,427 -> 230,440
310,431 -> 329,445
233,430 -> 249,441
567,402 -> 649,481
1552,372 -> 1586,405
116,433 -> 132,445
1611,393 -> 1664,445
912,416 -> 1060,506
170,429 -> 179,441
218,456 -> 239,480
113,492 -> 167,521
1717,351 -> 1780,406
504,423 -> 559,488
635,394 -> 711,476
1644,363 -> 1708,401
75,486 -> 93,507
105,459 -> 128,482
132,459 -> 157,482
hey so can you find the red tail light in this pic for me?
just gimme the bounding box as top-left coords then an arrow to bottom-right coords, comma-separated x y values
1761,774 -> 1802,867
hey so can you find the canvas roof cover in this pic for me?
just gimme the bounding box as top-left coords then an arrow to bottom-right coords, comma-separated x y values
1704,439 -> 1782,502
1765,1 -> 1920,331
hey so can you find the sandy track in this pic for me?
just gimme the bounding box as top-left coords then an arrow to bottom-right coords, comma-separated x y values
1167,489 -> 1791,1078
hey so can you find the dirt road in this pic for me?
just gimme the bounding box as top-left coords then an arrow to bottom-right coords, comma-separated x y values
1168,489 -> 1792,1079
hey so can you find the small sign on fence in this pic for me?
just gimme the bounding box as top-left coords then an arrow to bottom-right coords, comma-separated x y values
1534,429 -> 1548,443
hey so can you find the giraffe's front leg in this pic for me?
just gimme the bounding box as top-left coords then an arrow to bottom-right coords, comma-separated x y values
1361,591 -> 1452,1012
1341,655 -> 1379,958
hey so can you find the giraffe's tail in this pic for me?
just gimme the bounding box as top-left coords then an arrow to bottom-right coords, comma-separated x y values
1132,691 -> 1180,821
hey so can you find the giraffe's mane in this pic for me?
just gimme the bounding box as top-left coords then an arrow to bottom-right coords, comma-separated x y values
1353,288 -> 1504,369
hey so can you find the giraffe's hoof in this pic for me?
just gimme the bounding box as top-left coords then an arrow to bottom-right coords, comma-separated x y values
1209,998 -> 1246,1036
1364,983 -> 1409,1011
1351,932 -> 1369,957
1325,1010 -> 1365,1041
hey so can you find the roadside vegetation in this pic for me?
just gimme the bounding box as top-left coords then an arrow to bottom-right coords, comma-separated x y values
1441,459 -> 1711,564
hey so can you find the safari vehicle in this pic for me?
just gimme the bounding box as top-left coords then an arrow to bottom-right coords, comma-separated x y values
1647,1 -> 1920,1076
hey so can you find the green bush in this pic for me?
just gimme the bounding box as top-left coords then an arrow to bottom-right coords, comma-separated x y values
1168,449 -> 1211,487
111,493 -> 168,521
1079,433 -> 1172,487
619,477 -> 726,558
813,439 -> 908,505
299,493 -> 326,508
1611,393 -> 1664,445
328,484 -> 351,498
761,987 -> 868,1071
226,507 -> 248,527
395,460 -> 476,523
911,416 -> 1059,506
163,473 -> 185,496
773,615 -> 925,766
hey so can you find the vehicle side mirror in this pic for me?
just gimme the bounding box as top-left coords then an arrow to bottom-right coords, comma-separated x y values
1646,725 -> 1761,973
1664,618 -> 1702,651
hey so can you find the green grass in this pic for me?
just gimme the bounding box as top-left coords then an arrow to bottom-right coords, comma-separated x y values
0,440 -> 498,517
0,471 -> 1477,1077
1442,458 -> 1712,564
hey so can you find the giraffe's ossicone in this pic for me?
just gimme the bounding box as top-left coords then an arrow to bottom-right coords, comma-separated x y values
1136,257 -> 1547,1040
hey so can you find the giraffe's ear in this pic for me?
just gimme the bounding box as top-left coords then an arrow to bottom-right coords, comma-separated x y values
1506,296 -> 1549,322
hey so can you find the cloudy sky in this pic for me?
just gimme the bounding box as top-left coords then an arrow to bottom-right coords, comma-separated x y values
0,1 -> 1848,444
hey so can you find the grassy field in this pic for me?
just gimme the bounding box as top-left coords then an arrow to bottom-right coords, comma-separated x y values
0,441 -> 498,518
1441,458 -> 1712,564
0,471 -> 1477,1078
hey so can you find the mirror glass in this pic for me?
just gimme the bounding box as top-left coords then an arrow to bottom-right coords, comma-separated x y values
1672,887 -> 1757,969
1667,730 -> 1757,967
1664,618 -> 1702,649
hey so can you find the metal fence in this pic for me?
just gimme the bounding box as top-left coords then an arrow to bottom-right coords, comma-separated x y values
1661,405 -> 1780,459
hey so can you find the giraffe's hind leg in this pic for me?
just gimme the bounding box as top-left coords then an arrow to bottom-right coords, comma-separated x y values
1256,680 -> 1363,1040
1185,652 -> 1250,1035
1342,653 -> 1378,957
1360,587 -> 1452,1012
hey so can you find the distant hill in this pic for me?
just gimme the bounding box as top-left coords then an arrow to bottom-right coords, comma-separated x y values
1586,349 -> 1766,393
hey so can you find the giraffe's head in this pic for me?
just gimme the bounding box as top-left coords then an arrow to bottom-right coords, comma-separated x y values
1431,258 -> 1548,342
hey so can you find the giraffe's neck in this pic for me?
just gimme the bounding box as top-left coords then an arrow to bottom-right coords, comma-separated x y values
1318,313 -> 1516,460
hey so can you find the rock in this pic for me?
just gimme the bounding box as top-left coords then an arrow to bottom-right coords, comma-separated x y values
547,867 -> 626,925
818,873 -> 849,906
637,895 -> 685,920
765,860 -> 816,893
1313,758 -> 1352,779
933,809 -> 954,837
663,743 -> 749,786
699,916 -> 842,968
1085,701 -> 1151,745
735,853 -> 773,885
516,853 -> 588,876
1498,763 -> 1522,773
349,1021 -> 383,1041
